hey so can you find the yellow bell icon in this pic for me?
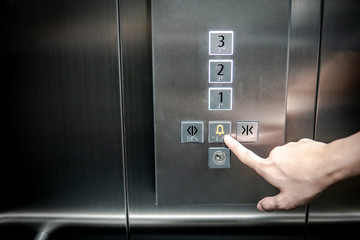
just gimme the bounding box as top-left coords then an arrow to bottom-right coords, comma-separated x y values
215,124 -> 224,136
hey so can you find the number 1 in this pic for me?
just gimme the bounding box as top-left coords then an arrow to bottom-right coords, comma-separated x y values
219,92 -> 223,103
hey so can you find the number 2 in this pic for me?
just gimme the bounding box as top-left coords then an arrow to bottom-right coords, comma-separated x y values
217,64 -> 224,76
218,35 -> 225,47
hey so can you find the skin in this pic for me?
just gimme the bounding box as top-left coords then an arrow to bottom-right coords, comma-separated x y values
224,132 -> 360,212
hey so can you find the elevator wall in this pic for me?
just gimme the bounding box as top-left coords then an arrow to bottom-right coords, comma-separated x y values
1,0 -> 360,239
2,0 -> 127,239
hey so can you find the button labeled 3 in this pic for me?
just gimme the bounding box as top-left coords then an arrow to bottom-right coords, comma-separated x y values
209,31 -> 234,55
209,121 -> 231,143
181,121 -> 204,143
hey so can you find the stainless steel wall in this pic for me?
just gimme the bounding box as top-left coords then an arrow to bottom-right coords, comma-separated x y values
308,0 -> 360,239
2,0 -> 127,239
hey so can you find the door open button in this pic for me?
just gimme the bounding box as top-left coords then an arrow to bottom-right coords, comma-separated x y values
181,121 -> 204,143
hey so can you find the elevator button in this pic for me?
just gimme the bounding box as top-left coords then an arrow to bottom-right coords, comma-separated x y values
208,147 -> 230,168
208,121 -> 231,143
181,121 -> 204,143
209,87 -> 232,110
236,121 -> 259,142
209,31 -> 234,55
209,60 -> 233,83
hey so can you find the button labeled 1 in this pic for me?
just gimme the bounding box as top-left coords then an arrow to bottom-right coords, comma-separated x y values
209,31 -> 234,55
209,60 -> 233,83
209,121 -> 231,143
209,88 -> 232,110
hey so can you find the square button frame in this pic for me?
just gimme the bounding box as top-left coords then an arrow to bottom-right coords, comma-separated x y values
181,121 -> 204,143
208,59 -> 233,83
208,121 -> 231,143
208,87 -> 233,111
208,147 -> 231,169
209,30 -> 234,55
236,121 -> 259,142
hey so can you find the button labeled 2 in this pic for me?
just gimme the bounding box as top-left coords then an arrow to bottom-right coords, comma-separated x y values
209,88 -> 232,110
209,31 -> 234,55
209,60 -> 233,83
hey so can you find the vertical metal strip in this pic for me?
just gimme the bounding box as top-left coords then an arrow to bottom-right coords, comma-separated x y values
116,0 -> 130,239
312,0 -> 324,142
305,1 -> 323,239
285,0 -> 323,142
283,0 -> 292,144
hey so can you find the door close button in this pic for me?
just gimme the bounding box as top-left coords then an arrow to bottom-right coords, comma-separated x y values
236,121 -> 259,142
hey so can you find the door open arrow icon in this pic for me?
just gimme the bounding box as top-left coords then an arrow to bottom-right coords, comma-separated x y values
187,126 -> 198,136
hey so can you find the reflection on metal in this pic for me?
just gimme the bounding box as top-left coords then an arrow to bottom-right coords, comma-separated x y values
0,212 -> 126,239
2,0 -> 126,239
285,0 -> 322,142
309,0 -> 360,238
34,232 -> 48,240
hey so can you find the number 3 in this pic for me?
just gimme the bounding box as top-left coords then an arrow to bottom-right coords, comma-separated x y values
218,35 -> 225,47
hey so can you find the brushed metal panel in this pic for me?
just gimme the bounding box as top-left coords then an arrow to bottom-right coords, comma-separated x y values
285,0 -> 321,142
2,0 -> 126,238
121,0 -> 320,238
308,0 -> 360,238
153,0 -> 289,205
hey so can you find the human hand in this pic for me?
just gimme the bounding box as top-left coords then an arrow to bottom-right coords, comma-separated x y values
224,135 -> 331,212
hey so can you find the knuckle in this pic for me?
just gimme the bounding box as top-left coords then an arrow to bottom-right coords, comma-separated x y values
275,196 -> 287,210
269,146 -> 282,157
241,149 -> 253,163
299,138 -> 311,143
275,195 -> 294,211
257,159 -> 269,169
256,160 -> 267,174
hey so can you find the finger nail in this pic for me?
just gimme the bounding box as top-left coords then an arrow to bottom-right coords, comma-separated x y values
257,202 -> 265,212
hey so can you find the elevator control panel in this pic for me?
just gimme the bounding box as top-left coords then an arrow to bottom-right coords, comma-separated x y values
152,0 -> 289,204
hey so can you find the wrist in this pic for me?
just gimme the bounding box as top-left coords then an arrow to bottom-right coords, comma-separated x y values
321,134 -> 360,187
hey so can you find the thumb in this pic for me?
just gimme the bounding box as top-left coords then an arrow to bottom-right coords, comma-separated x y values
257,193 -> 287,212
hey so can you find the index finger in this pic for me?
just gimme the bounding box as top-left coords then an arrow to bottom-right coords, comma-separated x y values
224,135 -> 264,170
